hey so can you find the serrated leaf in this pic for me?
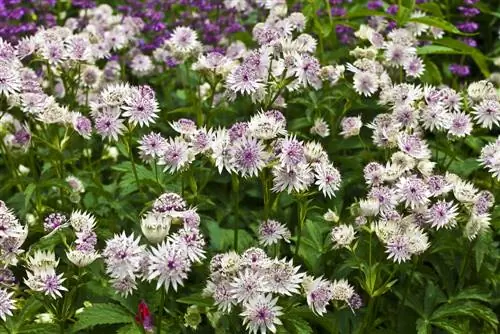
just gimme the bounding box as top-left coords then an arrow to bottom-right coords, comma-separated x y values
431,301 -> 498,329
117,323 -> 143,334
18,324 -> 60,334
71,303 -> 133,333
430,320 -> 467,333
473,232 -> 492,272
450,287 -> 491,303
282,316 -> 314,334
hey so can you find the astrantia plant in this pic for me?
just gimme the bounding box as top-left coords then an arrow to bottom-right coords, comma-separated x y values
0,0 -> 498,333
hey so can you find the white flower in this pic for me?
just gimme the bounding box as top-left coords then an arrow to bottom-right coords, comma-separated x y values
330,224 -> 356,249
69,210 -> 96,232
0,289 -> 15,320
258,219 -> 291,246
353,71 -> 379,97
230,269 -> 266,304
66,249 -> 100,267
147,241 -> 190,292
103,233 -> 145,280
240,294 -> 283,334
140,212 -> 171,244
310,118 -> 330,137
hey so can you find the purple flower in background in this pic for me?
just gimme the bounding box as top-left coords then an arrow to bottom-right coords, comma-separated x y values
387,5 -> 399,15
336,24 -> 354,44
456,21 -> 479,33
449,64 -> 470,77
331,7 -> 347,17
460,37 -> 477,47
367,0 -> 383,10
72,0 -> 96,9
458,6 -> 480,17
0,0 -> 63,42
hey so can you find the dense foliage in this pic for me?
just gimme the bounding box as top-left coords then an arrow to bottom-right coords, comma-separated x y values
0,0 -> 499,333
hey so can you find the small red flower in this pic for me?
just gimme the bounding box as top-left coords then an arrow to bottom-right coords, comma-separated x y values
135,300 -> 154,332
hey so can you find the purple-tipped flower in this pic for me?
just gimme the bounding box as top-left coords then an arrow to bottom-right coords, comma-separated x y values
43,213 -> 67,232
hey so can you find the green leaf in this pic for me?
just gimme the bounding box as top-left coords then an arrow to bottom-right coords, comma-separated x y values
346,9 -> 387,19
117,323 -> 143,334
416,318 -> 431,334
447,158 -> 480,178
17,324 -> 60,334
417,2 -> 444,17
434,38 -> 490,77
177,294 -> 214,307
475,3 -> 500,18
282,316 -> 314,334
409,17 -> 469,35
9,297 -> 44,332
71,303 -> 133,333
430,320 -> 467,334
417,45 -> 463,56
473,232 -> 492,272
421,59 -> 442,85
431,301 -> 498,329
24,183 -> 36,211
450,287 -> 491,303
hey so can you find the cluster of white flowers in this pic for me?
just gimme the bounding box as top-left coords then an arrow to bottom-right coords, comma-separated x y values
66,211 -> 100,268
203,247 -> 360,333
353,148 -> 495,264
103,192 -> 205,297
24,250 -> 67,299
139,110 -> 342,198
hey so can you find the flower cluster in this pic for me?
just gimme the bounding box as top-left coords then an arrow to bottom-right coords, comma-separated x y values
219,9 -> 344,103
117,0 -> 244,52
103,192 -> 205,296
0,201 -> 26,320
24,250 -> 67,299
204,247 -> 359,333
140,111 -> 342,198
0,0 -> 59,43
0,201 -> 28,266
66,211 -> 100,268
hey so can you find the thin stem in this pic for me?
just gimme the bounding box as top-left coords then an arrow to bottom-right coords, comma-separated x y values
458,242 -> 472,290
127,129 -> 142,193
156,289 -> 166,334
232,173 -> 240,251
294,198 -> 308,258
261,170 -> 270,220
398,257 -> 419,321
154,160 -> 160,188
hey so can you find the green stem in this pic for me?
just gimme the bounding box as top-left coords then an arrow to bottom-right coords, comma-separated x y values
232,173 -> 240,251
398,257 -> 418,317
294,198 -> 308,258
126,130 -> 141,193
261,170 -> 270,220
156,289 -> 166,334
457,242 -> 472,290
